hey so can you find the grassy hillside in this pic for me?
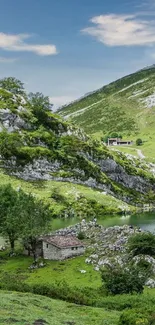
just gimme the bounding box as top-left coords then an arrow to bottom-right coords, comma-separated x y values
0,169 -> 132,217
0,77 -> 155,211
58,66 -> 155,161
0,291 -> 119,325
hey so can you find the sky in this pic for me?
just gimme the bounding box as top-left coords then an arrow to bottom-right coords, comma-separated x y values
0,0 -> 155,109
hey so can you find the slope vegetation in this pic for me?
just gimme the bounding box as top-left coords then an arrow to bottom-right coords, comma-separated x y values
0,78 -> 154,211
58,66 -> 155,160
0,291 -> 119,325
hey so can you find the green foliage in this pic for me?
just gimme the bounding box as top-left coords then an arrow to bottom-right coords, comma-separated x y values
77,231 -> 85,240
0,184 -> 27,251
128,232 -> 155,257
51,188 -> 67,203
101,265 -> 145,295
0,131 -> 23,159
136,138 -> 143,146
0,77 -> 24,94
118,309 -> 153,325
28,92 -> 53,111
118,307 -> 155,325
21,193 -> 51,261
0,184 -> 51,257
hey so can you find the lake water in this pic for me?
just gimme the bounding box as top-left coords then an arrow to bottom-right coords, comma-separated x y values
1,212 -> 155,245
51,212 -> 155,233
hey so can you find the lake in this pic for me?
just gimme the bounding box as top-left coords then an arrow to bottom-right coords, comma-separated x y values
52,212 -> 155,233
1,212 -> 155,246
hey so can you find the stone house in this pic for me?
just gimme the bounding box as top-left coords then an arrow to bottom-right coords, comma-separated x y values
108,138 -> 133,146
42,235 -> 85,260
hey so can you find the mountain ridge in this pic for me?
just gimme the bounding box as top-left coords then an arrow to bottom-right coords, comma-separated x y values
57,65 -> 155,111
57,65 -> 155,162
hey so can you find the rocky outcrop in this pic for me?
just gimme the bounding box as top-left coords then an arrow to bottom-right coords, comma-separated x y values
52,220 -> 155,287
79,152 -> 152,194
0,83 -> 154,206
0,108 -> 30,132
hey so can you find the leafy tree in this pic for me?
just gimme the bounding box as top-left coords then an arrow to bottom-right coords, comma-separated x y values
136,138 -> 143,146
21,194 -> 51,261
0,185 -> 51,256
28,92 -> 53,111
128,232 -> 155,257
0,77 -> 24,95
28,92 -> 53,128
101,264 -> 145,295
0,184 -> 26,252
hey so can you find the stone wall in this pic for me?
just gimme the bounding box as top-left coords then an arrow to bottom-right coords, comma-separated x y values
43,241 -> 85,260
43,242 -> 61,260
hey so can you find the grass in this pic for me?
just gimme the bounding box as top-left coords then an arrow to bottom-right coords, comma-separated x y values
111,143 -> 155,163
0,254 -> 101,289
0,169 -> 132,214
58,67 -> 155,163
1,255 -> 155,324
0,290 -> 120,325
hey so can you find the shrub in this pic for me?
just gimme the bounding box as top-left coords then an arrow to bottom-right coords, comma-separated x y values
77,232 -> 85,240
136,138 -> 143,146
128,232 -> 155,257
101,265 -> 145,295
118,308 -> 155,325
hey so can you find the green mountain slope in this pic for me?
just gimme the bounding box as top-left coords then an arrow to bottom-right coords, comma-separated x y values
0,78 -> 154,213
58,66 -> 155,160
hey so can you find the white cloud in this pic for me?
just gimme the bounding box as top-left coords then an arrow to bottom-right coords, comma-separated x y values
50,96 -> 76,110
0,33 -> 57,56
0,56 -> 17,63
82,14 -> 155,46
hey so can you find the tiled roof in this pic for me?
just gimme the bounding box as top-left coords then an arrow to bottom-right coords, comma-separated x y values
42,235 -> 84,248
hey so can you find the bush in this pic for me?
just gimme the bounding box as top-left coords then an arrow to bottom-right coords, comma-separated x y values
118,308 -> 155,325
136,138 -> 143,146
128,232 -> 155,257
101,265 -> 145,295
77,232 -> 85,240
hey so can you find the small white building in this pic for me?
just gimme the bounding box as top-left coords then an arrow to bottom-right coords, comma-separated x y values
42,235 -> 85,260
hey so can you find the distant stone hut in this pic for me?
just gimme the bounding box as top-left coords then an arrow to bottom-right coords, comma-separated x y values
108,138 -> 133,146
42,235 -> 85,260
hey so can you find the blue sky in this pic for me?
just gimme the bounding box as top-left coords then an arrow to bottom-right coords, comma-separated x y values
0,0 -> 155,108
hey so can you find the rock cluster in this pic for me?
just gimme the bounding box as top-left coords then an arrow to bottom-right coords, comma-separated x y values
53,220 -> 141,269
53,220 -> 155,287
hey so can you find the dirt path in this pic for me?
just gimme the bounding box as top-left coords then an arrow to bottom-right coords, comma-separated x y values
65,98 -> 105,119
111,146 -> 145,159
137,149 -> 145,159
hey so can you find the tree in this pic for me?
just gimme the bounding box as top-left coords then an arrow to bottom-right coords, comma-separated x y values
101,264 -> 145,295
21,194 -> 51,261
128,232 -> 155,257
0,184 -> 51,256
0,77 -> 24,95
28,92 -> 53,111
0,184 -> 25,252
136,138 -> 143,146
